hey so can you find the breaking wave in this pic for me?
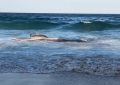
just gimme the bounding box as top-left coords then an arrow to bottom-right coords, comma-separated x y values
0,13 -> 120,31
0,20 -> 119,31
66,21 -> 120,31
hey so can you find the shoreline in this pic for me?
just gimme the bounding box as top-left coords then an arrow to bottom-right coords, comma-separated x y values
0,72 -> 120,85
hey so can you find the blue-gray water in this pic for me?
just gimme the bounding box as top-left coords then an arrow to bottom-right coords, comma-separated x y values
0,13 -> 120,76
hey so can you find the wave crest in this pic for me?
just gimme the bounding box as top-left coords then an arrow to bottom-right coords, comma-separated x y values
0,20 -> 120,31
66,21 -> 120,31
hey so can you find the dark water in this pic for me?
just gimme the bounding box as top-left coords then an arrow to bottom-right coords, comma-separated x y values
0,13 -> 120,75
0,13 -> 120,30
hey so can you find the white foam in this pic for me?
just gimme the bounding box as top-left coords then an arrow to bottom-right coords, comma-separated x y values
95,38 -> 120,50
82,21 -> 92,24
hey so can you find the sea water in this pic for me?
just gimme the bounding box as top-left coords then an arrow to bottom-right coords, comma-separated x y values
0,13 -> 120,75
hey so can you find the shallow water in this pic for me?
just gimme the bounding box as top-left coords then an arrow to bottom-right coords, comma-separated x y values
0,29 -> 120,58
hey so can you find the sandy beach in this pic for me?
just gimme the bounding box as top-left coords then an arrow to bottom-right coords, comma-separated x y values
0,72 -> 120,85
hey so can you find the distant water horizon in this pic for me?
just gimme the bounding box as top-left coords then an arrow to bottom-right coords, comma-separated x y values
0,12 -> 120,15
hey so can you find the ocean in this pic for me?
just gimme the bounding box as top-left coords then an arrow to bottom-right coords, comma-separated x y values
0,13 -> 120,76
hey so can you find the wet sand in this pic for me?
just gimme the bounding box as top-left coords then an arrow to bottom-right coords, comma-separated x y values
0,72 -> 120,85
